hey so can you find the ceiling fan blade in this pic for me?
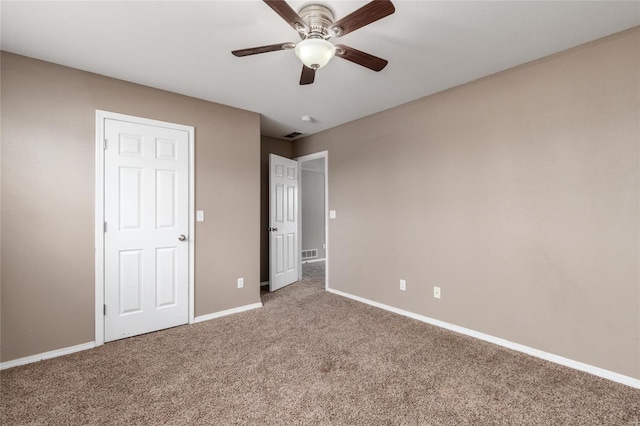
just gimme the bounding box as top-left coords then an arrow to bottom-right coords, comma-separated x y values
300,65 -> 316,85
335,45 -> 388,72
329,0 -> 395,37
232,43 -> 293,57
263,0 -> 309,33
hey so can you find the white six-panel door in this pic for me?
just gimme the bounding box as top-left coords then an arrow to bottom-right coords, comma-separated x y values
104,118 -> 189,341
269,154 -> 299,291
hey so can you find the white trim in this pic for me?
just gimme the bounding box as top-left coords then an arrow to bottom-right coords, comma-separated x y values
302,258 -> 326,264
94,110 -> 195,345
187,119 -> 195,325
193,302 -> 263,324
95,113 -> 106,346
0,342 -> 96,370
0,303 -> 262,369
295,151 -> 329,291
328,288 -> 640,389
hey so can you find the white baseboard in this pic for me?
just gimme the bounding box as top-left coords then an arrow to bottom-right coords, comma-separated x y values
2,302 -> 263,369
302,258 -> 326,264
327,288 -> 640,389
194,302 -> 263,324
0,341 -> 96,371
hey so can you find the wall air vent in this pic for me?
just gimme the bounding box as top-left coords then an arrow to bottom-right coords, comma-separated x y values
284,131 -> 305,139
301,249 -> 318,260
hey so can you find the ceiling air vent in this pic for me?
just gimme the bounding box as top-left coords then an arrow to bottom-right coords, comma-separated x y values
284,131 -> 305,139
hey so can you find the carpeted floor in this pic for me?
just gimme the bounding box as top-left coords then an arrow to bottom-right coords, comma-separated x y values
301,260 -> 326,282
2,261 -> 639,425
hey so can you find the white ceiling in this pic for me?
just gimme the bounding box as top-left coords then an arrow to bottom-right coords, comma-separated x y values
2,1 -> 638,140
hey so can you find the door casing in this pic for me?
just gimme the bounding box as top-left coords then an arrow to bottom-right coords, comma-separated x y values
94,110 -> 195,346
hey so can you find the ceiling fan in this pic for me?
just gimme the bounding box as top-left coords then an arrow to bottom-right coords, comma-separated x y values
232,0 -> 395,85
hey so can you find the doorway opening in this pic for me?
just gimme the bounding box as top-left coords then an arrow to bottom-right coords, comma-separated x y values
296,151 -> 328,289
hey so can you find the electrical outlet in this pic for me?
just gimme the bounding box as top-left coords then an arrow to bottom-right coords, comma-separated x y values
433,286 -> 441,299
237,278 -> 244,289
400,279 -> 406,291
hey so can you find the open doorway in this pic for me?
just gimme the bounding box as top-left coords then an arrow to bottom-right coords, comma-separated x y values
297,152 -> 328,288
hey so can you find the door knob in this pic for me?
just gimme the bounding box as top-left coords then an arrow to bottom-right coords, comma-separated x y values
268,227 -> 278,232
178,234 -> 187,241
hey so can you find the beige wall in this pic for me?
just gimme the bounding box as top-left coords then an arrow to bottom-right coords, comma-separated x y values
294,28 -> 640,379
260,136 -> 293,282
1,52 -> 261,362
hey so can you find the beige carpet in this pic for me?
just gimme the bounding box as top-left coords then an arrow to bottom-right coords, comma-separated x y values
2,262 -> 639,425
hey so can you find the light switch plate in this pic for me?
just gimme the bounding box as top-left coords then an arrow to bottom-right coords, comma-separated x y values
196,210 -> 204,222
329,210 -> 337,219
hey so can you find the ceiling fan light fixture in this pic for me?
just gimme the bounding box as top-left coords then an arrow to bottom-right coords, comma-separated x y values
294,38 -> 336,70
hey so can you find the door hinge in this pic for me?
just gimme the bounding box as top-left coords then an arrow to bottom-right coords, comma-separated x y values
103,139 -> 108,150
104,222 -> 107,233
103,304 -> 106,316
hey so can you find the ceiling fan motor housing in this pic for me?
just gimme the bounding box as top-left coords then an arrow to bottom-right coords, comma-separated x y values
298,4 -> 335,39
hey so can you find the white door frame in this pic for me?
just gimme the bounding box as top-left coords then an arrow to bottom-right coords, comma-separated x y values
94,110 -> 195,346
295,151 -> 329,290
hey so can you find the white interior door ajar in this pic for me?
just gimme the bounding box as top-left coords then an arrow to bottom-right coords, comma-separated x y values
104,118 -> 189,342
269,154 -> 299,291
